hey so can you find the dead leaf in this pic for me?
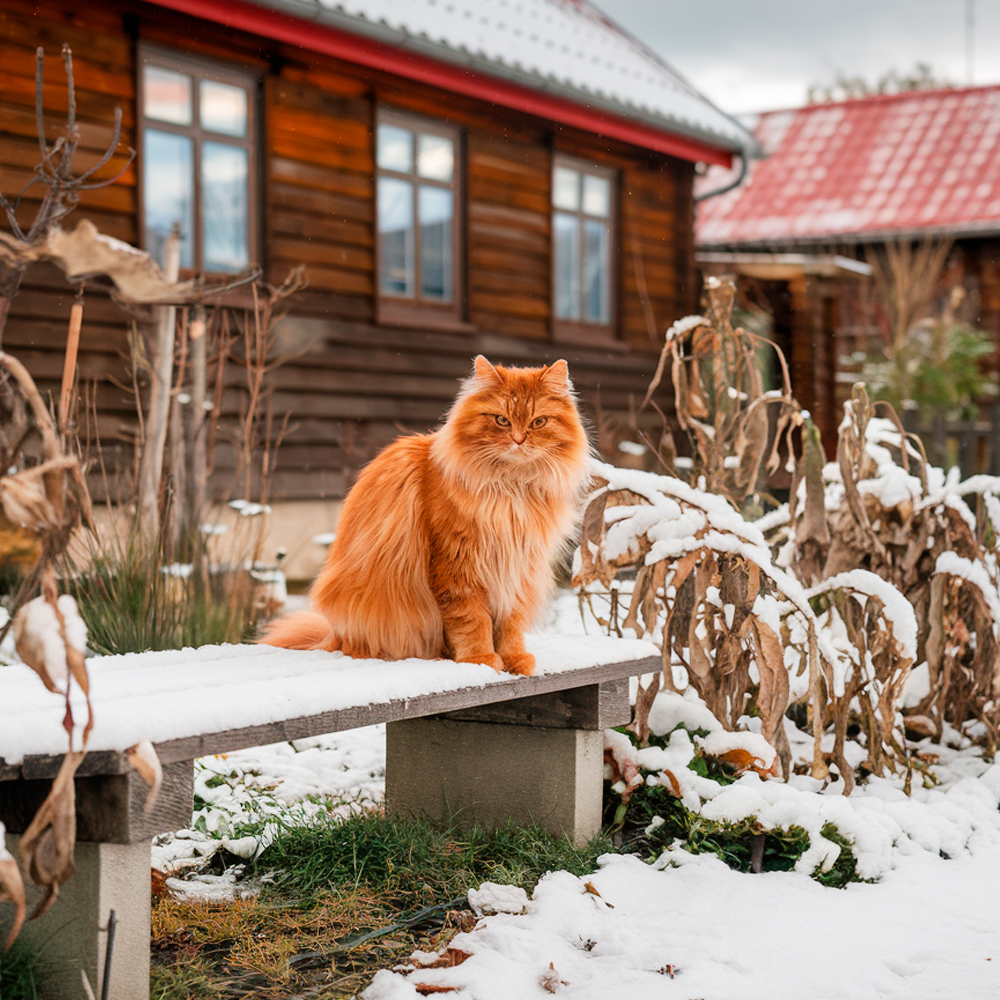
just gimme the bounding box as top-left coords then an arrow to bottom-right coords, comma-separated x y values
713,747 -> 772,777
539,962 -> 569,993
753,619 -> 790,762
426,948 -> 471,969
583,882 -> 613,907
127,741 -> 163,812
20,750 -> 85,919
0,852 -> 26,952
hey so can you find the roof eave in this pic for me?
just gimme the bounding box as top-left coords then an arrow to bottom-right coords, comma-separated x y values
149,0 -> 747,165
699,219 -> 1000,249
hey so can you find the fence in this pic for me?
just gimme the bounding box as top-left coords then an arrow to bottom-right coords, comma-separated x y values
904,403 -> 1000,478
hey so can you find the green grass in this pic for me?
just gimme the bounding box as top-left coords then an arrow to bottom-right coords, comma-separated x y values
64,525 -> 263,656
150,812 -> 611,999
254,811 -> 612,909
0,935 -> 41,1000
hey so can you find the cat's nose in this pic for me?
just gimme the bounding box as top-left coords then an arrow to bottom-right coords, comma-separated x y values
512,434 -> 526,445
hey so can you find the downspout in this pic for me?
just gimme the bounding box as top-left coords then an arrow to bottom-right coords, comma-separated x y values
694,152 -> 748,203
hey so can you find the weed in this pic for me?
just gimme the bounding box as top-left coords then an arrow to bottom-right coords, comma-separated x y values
64,524 -> 263,655
254,810 -> 611,909
151,810 -> 611,998
0,935 -> 41,1000
605,739 -> 863,889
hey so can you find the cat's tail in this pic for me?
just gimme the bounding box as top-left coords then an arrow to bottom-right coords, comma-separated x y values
258,610 -> 336,651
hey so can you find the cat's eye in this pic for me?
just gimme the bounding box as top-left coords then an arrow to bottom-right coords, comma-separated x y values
530,416 -> 548,429
493,414 -> 511,427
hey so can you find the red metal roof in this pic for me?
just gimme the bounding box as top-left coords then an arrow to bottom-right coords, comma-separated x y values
697,86 -> 1000,246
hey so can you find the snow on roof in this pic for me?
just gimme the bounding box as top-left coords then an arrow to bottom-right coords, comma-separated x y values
258,0 -> 754,155
697,85 -> 1000,246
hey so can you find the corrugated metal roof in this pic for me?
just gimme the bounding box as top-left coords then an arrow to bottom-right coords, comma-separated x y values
255,0 -> 755,154
697,86 -> 1000,246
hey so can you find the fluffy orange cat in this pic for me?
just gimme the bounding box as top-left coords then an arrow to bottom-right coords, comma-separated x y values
260,355 -> 590,675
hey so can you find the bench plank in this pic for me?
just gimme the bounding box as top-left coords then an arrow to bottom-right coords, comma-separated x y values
1,635 -> 659,776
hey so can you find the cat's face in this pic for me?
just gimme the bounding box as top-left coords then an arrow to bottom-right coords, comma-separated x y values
450,356 -> 585,466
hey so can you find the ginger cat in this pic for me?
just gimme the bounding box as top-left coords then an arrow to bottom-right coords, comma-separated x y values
260,355 -> 590,675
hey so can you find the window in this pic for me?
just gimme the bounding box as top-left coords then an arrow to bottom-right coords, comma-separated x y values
376,109 -> 462,325
138,48 -> 257,273
552,157 -> 615,339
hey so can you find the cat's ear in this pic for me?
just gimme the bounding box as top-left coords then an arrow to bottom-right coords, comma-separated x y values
541,359 -> 573,394
473,355 -> 502,385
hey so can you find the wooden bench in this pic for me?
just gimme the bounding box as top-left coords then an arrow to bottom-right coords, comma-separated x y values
0,633 -> 657,1000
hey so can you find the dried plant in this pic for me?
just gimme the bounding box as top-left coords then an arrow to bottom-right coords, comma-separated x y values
635,276 -> 800,509
577,280 -> 933,793
772,383 -> 1000,751
574,465 -> 798,777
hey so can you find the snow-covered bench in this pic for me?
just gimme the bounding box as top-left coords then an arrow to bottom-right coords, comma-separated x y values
0,633 -> 657,1000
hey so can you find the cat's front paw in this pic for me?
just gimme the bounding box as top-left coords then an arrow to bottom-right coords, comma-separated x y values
459,651 -> 505,672
501,651 -> 535,676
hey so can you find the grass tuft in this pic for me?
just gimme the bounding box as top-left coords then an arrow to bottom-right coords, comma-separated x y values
254,810 -> 611,908
151,809 -> 611,999
0,935 -> 42,1000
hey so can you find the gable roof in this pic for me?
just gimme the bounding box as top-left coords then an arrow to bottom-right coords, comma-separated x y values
156,0 -> 754,164
697,85 -> 1000,247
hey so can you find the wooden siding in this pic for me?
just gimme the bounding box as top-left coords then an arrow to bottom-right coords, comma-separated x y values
0,0 -> 696,500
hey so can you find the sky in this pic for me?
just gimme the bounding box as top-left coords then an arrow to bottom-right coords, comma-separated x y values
591,0 -> 1000,115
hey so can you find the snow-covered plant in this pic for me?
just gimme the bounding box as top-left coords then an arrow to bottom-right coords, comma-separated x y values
632,275 -> 801,508
771,382 -> 1000,751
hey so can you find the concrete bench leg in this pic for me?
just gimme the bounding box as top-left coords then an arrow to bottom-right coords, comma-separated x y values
384,680 -> 629,847
1,760 -> 193,1000
4,833 -> 150,1000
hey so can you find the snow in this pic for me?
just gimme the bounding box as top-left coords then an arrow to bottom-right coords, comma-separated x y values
935,552 -> 1000,635
0,633 -> 657,764
806,570 -> 918,663
366,849 -> 1000,1000
10,594 -> 88,691
290,0 -> 751,152
468,883 -> 529,917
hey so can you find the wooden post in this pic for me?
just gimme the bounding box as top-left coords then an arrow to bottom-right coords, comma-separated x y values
58,293 -> 84,438
990,403 -> 1000,477
137,225 -> 181,539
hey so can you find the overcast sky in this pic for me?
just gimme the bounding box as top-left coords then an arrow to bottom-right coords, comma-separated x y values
591,0 -> 1000,115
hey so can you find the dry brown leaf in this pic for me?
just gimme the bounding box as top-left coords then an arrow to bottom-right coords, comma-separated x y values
661,769 -> 682,798
413,947 -> 472,969
12,591 -> 87,696
414,985 -> 459,995
0,220 -> 206,305
0,851 -> 26,952
753,619 -> 790,760
714,747 -> 774,778
582,882 -> 613,909
539,961 -> 569,993
20,750 -> 85,920
127,741 -> 163,812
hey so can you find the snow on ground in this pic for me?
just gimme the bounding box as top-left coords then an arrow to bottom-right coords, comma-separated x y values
141,591 -> 1000,999
365,849 -> 1000,1000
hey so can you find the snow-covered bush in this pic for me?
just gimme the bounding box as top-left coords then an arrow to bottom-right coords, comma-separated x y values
579,279 -> 1000,805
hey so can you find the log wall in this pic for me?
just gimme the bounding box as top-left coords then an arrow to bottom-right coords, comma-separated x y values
0,0 -> 696,501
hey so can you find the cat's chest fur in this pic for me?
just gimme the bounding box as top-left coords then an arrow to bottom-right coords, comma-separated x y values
428,479 -> 569,617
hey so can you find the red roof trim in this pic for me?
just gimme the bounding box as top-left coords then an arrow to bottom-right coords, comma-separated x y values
147,0 -> 733,167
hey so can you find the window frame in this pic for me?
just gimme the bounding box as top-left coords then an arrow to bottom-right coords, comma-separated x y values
375,106 -> 465,330
137,44 -> 260,276
550,153 -> 618,345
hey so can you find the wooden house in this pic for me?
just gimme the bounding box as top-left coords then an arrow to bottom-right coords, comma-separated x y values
0,0 -> 752,578
696,86 -> 1000,457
